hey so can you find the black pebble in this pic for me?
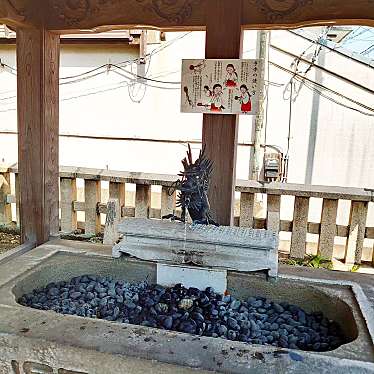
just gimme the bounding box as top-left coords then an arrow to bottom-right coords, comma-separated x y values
17,275 -> 346,353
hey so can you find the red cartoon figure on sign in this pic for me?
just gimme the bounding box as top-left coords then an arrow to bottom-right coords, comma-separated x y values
197,84 -> 225,112
210,84 -> 225,112
224,64 -> 238,88
235,84 -> 252,113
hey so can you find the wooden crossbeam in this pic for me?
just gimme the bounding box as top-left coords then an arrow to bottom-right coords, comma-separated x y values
1,1 -> 374,31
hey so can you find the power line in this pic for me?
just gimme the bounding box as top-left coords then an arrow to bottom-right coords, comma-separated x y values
288,30 -> 374,68
271,61 -> 374,116
271,44 -> 374,96
361,44 -> 374,56
0,31 -> 192,95
0,69 -> 182,111
2,62 -> 373,116
0,130 -> 282,153
0,34 -> 191,105
111,64 -> 180,85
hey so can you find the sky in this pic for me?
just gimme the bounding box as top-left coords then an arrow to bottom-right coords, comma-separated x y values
334,26 -> 374,60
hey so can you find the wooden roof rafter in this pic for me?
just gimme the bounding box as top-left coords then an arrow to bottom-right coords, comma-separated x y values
1,0 -> 374,32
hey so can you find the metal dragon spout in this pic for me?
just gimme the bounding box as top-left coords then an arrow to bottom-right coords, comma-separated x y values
163,144 -> 218,226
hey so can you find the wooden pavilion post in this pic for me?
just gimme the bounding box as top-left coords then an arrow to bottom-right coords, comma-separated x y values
202,0 -> 243,226
17,27 -> 60,245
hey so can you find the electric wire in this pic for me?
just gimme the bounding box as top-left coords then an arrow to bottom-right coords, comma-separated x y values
0,31 -> 191,90
1,30 -> 373,116
288,29 -> 374,68
272,61 -> 374,116
0,69 -> 182,112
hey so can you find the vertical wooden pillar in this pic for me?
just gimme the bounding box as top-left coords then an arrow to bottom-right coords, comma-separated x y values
17,28 -> 60,245
202,0 -> 243,226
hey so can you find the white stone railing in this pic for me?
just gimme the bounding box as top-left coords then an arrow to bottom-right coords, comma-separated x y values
1,165 -> 373,266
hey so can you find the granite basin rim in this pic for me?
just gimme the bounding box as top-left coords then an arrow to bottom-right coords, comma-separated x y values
7,251 -> 372,360
123,233 -> 273,250
0,242 -> 373,374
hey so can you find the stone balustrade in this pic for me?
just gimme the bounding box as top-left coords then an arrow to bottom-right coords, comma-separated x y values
0,164 -> 373,266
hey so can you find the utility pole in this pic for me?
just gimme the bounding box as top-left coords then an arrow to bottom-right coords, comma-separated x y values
137,30 -> 147,83
305,46 -> 325,185
249,30 -> 270,181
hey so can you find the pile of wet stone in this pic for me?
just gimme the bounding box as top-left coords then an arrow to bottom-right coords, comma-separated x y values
18,274 -> 346,352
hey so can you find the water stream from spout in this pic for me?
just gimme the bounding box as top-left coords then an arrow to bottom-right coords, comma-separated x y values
183,210 -> 189,252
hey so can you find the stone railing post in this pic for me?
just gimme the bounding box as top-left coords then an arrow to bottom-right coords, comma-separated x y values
0,167 -> 12,225
84,179 -> 101,235
60,177 -> 77,233
135,184 -> 151,218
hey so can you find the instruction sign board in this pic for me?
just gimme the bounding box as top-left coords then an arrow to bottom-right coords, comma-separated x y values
181,59 -> 263,115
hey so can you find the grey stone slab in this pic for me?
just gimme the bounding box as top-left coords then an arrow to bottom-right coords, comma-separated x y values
112,218 -> 279,276
116,218 -> 277,248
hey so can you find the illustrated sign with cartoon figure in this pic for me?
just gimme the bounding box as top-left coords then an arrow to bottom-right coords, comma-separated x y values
181,59 -> 263,115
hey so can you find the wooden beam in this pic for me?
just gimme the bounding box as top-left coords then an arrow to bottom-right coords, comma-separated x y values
17,27 -> 60,245
202,0 -> 242,226
0,37 -> 137,45
39,0 -> 374,32
2,1 -> 374,31
44,0 -> 206,32
241,0 -> 374,29
0,0 -> 28,28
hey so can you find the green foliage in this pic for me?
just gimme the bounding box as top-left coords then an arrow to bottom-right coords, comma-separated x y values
350,264 -> 360,272
285,254 -> 333,270
306,255 -> 333,270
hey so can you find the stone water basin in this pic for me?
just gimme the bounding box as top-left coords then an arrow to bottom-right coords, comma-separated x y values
0,241 -> 373,373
